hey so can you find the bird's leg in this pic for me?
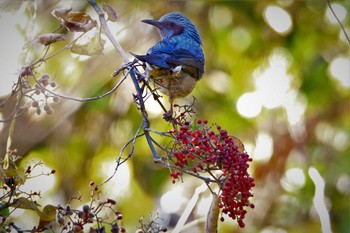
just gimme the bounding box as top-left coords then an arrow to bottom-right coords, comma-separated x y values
163,97 -> 174,122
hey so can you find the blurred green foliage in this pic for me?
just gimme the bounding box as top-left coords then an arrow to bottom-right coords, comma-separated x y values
0,0 -> 349,232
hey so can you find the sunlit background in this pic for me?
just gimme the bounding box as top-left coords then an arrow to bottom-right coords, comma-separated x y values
0,0 -> 349,232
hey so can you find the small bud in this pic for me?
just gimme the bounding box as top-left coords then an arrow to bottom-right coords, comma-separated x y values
46,109 -> 53,115
53,96 -> 60,103
82,205 -> 90,213
107,198 -> 116,205
44,103 -> 51,111
77,211 -> 84,218
44,104 -> 53,115
41,78 -> 50,86
32,101 -> 39,108
26,166 -> 31,173
20,66 -> 33,76
58,216 -> 65,225
42,74 -> 49,79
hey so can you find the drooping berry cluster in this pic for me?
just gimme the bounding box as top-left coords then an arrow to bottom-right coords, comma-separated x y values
31,74 -> 59,115
168,119 -> 255,228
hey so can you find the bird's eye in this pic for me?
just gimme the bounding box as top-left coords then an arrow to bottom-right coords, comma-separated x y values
169,22 -> 175,27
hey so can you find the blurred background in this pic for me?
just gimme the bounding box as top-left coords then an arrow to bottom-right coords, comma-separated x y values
0,0 -> 349,232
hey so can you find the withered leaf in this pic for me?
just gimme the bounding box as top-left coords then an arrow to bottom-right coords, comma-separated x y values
102,2 -> 118,22
232,136 -> 245,152
37,33 -> 66,46
52,7 -> 96,32
51,7 -> 72,21
66,12 -> 97,32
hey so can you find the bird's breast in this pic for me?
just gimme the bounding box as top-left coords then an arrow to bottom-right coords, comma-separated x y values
148,67 -> 197,99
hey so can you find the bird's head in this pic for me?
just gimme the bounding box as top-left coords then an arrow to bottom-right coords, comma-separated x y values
142,12 -> 202,44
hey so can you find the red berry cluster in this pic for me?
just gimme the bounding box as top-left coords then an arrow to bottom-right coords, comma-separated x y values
168,119 -> 255,228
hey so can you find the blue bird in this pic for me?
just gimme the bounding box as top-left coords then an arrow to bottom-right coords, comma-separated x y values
133,12 -> 205,118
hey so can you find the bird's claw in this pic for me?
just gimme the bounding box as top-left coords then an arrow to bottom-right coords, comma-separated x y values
163,110 -> 173,122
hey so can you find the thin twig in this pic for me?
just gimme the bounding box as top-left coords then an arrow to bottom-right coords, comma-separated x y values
326,0 -> 350,46
33,68 -> 130,102
97,124 -> 144,187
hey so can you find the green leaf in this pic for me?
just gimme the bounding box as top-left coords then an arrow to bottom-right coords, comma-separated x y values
0,206 -> 9,217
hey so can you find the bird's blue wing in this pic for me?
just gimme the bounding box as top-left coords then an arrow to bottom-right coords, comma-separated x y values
165,48 -> 204,79
134,40 -> 175,68
135,37 -> 204,79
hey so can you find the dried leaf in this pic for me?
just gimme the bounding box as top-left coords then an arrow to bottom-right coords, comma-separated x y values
51,7 -> 72,21
205,193 -> 220,233
102,2 -> 118,22
38,205 -> 56,228
66,12 -> 97,32
232,136 -> 245,152
52,7 -> 96,32
71,31 -> 105,55
37,33 -> 66,46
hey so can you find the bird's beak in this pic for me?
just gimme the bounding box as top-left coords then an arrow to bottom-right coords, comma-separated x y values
141,19 -> 163,29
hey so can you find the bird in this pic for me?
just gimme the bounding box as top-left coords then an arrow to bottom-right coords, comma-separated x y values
133,12 -> 205,120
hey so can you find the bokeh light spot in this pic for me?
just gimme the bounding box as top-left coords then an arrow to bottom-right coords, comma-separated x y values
264,5 -> 293,34
209,6 -> 232,29
101,161 -> 131,196
252,133 -> 273,162
254,48 -> 293,109
230,27 -> 252,52
336,174 -> 350,195
236,92 -> 262,118
206,70 -> 232,94
160,188 -> 185,213
328,56 -> 350,88
281,167 -> 306,192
